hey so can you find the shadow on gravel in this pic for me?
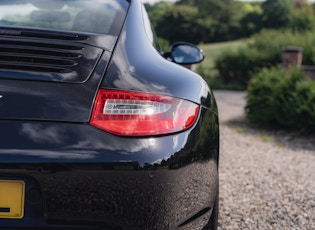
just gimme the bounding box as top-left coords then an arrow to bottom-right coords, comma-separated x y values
225,118 -> 315,153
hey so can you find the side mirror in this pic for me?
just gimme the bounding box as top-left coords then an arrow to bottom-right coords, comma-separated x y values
167,42 -> 205,65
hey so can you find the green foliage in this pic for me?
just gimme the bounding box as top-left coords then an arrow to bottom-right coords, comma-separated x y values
196,40 -> 249,88
215,29 -> 315,88
178,0 -> 241,21
177,0 -> 244,42
289,5 -> 315,32
251,29 -> 315,65
150,4 -> 203,43
238,1 -> 263,37
262,0 -> 294,28
156,37 -> 169,53
239,11 -> 263,37
246,68 -> 286,125
146,0 -> 315,45
246,67 -> 315,133
215,48 -> 275,86
146,0 -> 262,44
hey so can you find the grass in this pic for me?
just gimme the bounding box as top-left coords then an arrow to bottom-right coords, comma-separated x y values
197,39 -> 251,90
199,39 -> 249,68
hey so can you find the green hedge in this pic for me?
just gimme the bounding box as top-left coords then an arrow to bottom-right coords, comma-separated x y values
215,29 -> 315,87
251,30 -> 315,65
215,47 -> 276,86
246,67 -> 315,133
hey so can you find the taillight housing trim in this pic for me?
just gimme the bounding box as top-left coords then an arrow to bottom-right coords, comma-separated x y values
90,89 -> 200,137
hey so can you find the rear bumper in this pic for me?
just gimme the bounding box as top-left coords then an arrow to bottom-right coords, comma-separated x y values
0,108 -> 219,229
0,161 -> 217,229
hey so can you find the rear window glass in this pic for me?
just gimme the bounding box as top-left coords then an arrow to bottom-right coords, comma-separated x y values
0,0 -> 128,35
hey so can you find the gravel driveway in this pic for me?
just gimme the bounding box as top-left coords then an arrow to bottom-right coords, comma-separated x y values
213,90 -> 315,230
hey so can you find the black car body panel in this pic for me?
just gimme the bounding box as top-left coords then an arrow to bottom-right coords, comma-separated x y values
0,51 -> 110,122
0,106 -> 218,229
0,34 -> 108,83
103,2 -> 214,110
0,0 -> 219,229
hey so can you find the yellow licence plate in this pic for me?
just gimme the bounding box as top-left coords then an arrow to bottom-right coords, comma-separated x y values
0,180 -> 25,219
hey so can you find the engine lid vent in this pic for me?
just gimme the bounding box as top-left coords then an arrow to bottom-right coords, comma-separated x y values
0,38 -> 103,83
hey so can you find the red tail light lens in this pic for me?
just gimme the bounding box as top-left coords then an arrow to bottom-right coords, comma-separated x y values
90,90 -> 199,136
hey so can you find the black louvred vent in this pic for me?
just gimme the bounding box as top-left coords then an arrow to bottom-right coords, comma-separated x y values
0,38 -> 103,83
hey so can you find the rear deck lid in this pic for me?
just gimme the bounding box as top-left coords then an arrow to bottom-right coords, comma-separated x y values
0,32 -> 104,83
0,0 -> 128,122
0,31 -> 114,122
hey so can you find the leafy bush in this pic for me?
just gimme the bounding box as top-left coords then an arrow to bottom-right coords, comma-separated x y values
289,4 -> 315,32
215,29 -> 315,87
246,67 -> 315,133
261,0 -> 294,29
251,30 -> 315,65
215,47 -> 276,86
157,37 -> 169,53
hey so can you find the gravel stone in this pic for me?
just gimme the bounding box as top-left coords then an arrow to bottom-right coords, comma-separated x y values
214,90 -> 315,230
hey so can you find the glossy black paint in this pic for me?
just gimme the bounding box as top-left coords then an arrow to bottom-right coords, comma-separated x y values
0,33 -> 118,121
0,0 -> 219,229
0,53 -> 108,122
102,2 -> 214,110
0,106 -> 218,229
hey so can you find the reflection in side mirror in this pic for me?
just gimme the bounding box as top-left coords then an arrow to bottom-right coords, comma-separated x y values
170,42 -> 205,65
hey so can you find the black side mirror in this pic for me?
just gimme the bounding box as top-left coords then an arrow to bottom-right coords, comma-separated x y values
167,42 -> 205,65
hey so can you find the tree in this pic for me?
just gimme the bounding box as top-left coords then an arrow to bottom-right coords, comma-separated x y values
176,0 -> 244,42
152,4 -> 205,44
239,2 -> 263,37
289,4 -> 315,32
262,0 -> 295,28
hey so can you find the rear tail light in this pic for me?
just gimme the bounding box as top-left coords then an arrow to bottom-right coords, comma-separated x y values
90,89 -> 199,136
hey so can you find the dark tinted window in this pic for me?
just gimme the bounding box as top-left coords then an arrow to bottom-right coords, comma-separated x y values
0,0 -> 128,35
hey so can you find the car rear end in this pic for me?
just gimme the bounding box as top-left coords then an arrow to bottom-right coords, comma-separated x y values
0,0 -> 219,229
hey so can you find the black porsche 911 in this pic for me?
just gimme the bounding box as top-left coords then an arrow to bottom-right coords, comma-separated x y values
0,0 -> 219,229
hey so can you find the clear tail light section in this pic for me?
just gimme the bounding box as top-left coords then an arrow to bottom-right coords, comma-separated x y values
90,89 -> 199,136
